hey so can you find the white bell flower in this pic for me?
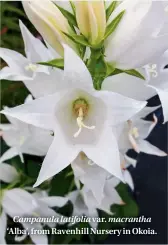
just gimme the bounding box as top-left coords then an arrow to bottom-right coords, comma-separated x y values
0,95 -> 53,163
71,152 -> 109,204
105,0 -> 168,69
68,177 -> 122,228
1,45 -> 147,187
117,112 -> 167,166
0,21 -> 64,98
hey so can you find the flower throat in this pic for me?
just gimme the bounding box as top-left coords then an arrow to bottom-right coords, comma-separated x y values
73,98 -> 95,138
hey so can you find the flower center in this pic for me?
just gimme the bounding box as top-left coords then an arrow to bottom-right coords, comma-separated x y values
25,63 -> 38,72
73,99 -> 95,138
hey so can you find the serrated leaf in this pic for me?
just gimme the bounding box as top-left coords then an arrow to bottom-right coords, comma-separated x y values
63,32 -> 90,47
124,69 -> 145,80
38,59 -> 64,69
105,10 -> 125,39
56,4 -> 77,27
106,1 -> 118,21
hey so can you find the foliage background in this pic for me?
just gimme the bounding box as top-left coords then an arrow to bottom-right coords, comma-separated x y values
0,1 -> 167,244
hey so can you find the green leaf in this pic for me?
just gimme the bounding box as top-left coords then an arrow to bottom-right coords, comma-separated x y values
38,59 -> 64,69
56,4 -> 77,27
63,32 -> 90,47
106,1 -> 118,21
124,69 -> 145,80
105,10 -> 125,39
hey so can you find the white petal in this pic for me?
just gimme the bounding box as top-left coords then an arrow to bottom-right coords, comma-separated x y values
21,126 -> 53,156
21,222 -> 48,245
138,139 -> 167,156
84,126 -> 124,182
134,119 -> 156,139
135,105 -> 161,119
0,66 -> 32,81
33,136 -> 79,187
23,68 -> 64,98
123,170 -> 134,190
72,155 -> 107,203
1,92 -> 66,130
95,91 -> 147,126
0,163 -> 18,183
39,196 -> 68,208
0,48 -> 28,72
124,154 -> 137,168
0,147 -> 19,163
102,73 -> 155,100
0,210 -> 7,245
150,86 -> 168,123
63,44 -> 93,90
105,1 -> 167,69
116,34 -> 168,69
19,20 -> 51,63
0,123 -> 13,131
2,189 -> 38,217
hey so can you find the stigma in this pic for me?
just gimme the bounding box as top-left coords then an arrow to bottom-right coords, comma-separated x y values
74,107 -> 95,138
145,64 -> 158,78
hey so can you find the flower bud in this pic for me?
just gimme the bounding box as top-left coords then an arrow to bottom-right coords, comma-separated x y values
75,0 -> 106,46
22,0 -> 78,57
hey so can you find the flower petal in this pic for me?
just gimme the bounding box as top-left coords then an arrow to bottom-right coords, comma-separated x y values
63,44 -> 93,90
138,139 -> 167,156
33,136 -> 79,187
2,188 -> 38,217
19,20 -> 51,63
1,92 -> 66,130
0,147 -> 19,163
95,91 -> 147,126
23,68 -> 64,98
39,196 -> 68,208
72,155 -> 107,203
0,48 -> 28,72
0,163 -> 18,183
84,126 -> 124,182
123,170 -> 134,190
150,86 -> 168,123
102,73 -> 155,100
0,66 -> 32,81
21,126 -> 53,156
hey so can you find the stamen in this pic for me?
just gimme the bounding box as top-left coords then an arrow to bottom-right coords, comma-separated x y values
25,63 -> 38,72
127,120 -> 140,153
74,107 -> 95,138
131,127 -> 139,138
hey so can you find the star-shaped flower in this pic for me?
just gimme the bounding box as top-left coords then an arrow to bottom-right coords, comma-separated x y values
1,45 -> 147,187
0,21 -> 63,98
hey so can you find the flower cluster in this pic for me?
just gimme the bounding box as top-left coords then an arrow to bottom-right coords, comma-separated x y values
0,0 -> 168,244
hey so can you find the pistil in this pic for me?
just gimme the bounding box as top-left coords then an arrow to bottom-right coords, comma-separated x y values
74,107 -> 95,138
